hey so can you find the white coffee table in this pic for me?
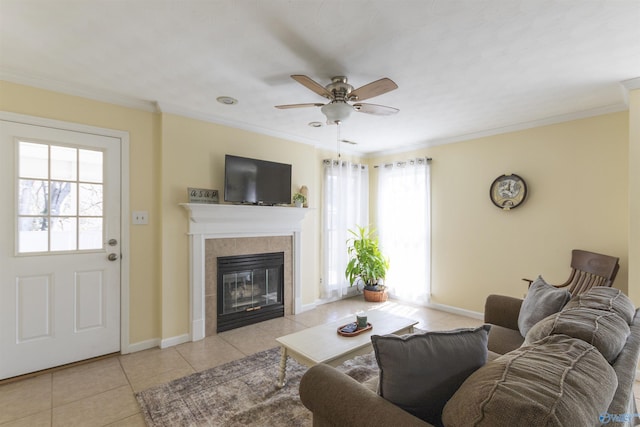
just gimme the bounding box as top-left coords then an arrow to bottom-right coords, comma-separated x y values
275,309 -> 418,387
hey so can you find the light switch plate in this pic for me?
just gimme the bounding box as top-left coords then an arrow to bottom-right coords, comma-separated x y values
132,211 -> 148,225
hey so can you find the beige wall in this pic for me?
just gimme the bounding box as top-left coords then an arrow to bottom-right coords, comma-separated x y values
370,112 -> 629,312
0,81 -> 322,344
629,89 -> 640,306
159,114 -> 320,339
1,80 -> 634,345
0,81 -> 162,344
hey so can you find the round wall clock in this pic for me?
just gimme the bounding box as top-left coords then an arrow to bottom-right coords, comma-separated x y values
490,174 -> 527,210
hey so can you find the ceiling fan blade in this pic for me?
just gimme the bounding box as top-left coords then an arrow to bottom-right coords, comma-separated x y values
353,103 -> 399,116
275,103 -> 325,109
349,78 -> 398,101
291,75 -> 332,99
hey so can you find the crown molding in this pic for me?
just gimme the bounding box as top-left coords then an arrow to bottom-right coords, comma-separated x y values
621,77 -> 640,91
620,77 -> 640,105
154,101 -> 365,156
367,103 -> 628,158
3,69 -> 634,158
155,100 -> 327,148
0,68 -> 157,113
1,68 -> 348,153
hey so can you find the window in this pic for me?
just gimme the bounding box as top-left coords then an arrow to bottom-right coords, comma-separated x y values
377,158 -> 431,302
321,159 -> 368,299
17,141 -> 104,254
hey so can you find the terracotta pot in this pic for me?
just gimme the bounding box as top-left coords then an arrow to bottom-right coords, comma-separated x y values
363,288 -> 388,302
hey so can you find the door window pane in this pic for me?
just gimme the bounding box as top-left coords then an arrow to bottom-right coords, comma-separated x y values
17,141 -> 104,254
50,217 -> 77,251
51,181 -> 77,216
18,217 -> 48,253
19,142 -> 48,179
18,180 -> 48,215
79,184 -> 103,216
50,145 -> 77,181
79,149 -> 103,183
79,218 -> 102,250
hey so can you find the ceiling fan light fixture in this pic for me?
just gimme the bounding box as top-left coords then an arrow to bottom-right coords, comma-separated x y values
321,101 -> 353,124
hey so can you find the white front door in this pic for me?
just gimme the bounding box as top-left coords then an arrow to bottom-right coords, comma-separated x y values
0,119 -> 121,379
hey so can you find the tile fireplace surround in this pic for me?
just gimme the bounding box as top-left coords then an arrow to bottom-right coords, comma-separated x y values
207,238 -> 290,335
180,203 -> 309,341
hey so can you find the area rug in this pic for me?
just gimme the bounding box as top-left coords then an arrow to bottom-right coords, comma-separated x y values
135,347 -> 379,427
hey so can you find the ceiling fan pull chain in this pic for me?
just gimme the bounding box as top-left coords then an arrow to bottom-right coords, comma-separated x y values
337,121 -> 342,158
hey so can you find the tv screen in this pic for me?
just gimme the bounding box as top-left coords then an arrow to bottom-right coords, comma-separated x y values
224,155 -> 292,205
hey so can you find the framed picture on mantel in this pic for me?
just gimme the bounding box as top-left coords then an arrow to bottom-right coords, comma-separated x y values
188,188 -> 219,204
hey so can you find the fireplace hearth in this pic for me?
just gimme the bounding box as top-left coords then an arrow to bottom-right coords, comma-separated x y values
217,252 -> 285,332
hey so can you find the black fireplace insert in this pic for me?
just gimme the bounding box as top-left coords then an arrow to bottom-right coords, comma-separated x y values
217,252 -> 284,332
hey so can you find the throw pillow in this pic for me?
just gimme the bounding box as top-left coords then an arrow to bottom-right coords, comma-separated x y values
517,276 -> 571,337
371,325 -> 490,426
442,334 -> 618,427
524,307 -> 630,363
564,286 -> 636,325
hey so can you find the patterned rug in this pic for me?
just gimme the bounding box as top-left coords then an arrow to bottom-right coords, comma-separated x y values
135,347 -> 379,427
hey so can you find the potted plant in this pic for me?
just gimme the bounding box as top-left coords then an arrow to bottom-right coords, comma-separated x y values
345,225 -> 390,302
292,192 -> 306,207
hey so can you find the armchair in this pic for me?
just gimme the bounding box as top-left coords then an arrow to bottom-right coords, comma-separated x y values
523,249 -> 619,296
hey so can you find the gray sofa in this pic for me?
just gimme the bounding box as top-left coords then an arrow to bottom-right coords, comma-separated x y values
299,287 -> 640,427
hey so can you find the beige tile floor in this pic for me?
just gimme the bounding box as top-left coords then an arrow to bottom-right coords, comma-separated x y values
1,297 -> 480,426
1,296 -> 637,426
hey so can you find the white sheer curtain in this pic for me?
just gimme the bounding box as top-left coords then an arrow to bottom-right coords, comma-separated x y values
377,158 -> 431,303
322,159 -> 369,300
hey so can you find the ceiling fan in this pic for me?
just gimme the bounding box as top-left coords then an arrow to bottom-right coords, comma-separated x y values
275,75 -> 399,125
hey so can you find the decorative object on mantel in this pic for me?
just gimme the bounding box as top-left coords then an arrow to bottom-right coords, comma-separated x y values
292,191 -> 306,208
489,174 -> 527,210
299,185 -> 309,207
188,187 -> 219,204
345,225 -> 390,302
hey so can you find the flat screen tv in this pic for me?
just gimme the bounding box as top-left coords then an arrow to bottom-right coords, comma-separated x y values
224,155 -> 292,205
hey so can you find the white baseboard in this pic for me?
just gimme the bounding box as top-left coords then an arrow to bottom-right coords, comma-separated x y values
126,338 -> 161,354
160,333 -> 190,349
128,300 -> 483,354
300,301 -> 317,313
313,288 -> 361,307
426,302 -> 484,320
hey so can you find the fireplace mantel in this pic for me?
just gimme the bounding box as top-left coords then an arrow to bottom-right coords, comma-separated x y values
181,203 -> 309,236
180,203 -> 310,341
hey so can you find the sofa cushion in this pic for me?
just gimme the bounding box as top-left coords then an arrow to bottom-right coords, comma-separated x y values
564,286 -> 635,325
371,325 -> 490,426
487,324 -> 524,355
524,307 -> 630,363
442,334 -> 617,427
517,276 -> 571,337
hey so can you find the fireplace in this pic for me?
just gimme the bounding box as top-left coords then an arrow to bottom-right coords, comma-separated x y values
217,252 -> 284,332
180,203 -> 309,342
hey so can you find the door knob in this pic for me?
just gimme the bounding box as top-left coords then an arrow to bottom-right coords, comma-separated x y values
108,253 -> 119,261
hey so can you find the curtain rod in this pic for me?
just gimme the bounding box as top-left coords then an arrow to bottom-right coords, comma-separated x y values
373,157 -> 432,168
322,159 -> 368,169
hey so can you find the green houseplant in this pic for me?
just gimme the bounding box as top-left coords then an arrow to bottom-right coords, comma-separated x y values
292,192 -> 306,207
345,225 -> 390,302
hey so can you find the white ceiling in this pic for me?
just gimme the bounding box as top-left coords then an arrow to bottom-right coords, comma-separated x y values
1,0 -> 639,155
